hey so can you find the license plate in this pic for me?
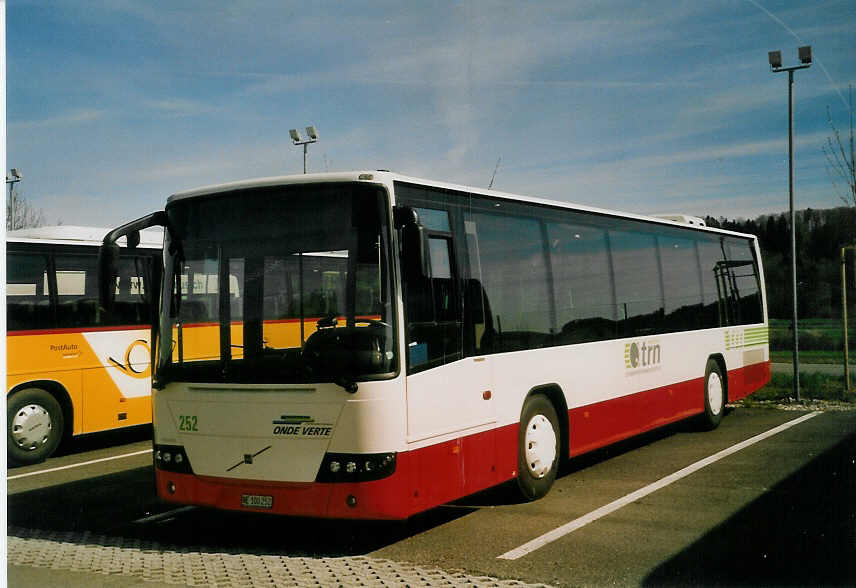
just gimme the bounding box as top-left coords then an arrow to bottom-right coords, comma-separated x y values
241,494 -> 273,509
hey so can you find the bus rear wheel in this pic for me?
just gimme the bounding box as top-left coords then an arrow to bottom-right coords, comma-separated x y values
699,359 -> 725,431
516,395 -> 560,501
7,388 -> 64,466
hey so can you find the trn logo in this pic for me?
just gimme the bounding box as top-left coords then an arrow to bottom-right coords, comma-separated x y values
624,340 -> 661,369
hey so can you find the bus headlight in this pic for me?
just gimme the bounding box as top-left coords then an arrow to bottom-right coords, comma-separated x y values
315,452 -> 396,483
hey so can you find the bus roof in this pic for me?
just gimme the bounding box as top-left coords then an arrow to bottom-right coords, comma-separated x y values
167,171 -> 756,241
652,214 -> 707,227
6,225 -> 163,248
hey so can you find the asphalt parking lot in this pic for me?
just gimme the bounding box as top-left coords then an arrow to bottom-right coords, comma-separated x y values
7,407 -> 856,587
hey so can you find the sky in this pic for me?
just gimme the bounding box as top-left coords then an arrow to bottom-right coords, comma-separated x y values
6,0 -> 856,227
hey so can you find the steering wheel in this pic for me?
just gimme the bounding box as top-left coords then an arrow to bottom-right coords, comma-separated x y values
355,319 -> 392,329
316,313 -> 338,329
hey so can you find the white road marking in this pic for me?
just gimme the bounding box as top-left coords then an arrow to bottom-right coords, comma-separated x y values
132,506 -> 197,524
498,411 -> 822,560
7,448 -> 153,480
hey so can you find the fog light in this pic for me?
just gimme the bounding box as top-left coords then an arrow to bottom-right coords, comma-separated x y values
167,481 -> 176,494
346,495 -> 358,508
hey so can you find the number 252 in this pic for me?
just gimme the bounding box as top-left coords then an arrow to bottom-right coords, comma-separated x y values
179,415 -> 198,432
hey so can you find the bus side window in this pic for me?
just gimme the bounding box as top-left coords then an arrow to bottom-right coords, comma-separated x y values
547,222 -> 616,344
698,237 -> 726,328
659,235 -> 703,333
114,256 -> 152,325
723,238 -> 763,325
609,229 -> 664,337
6,252 -> 53,331
54,255 -> 99,328
466,211 -> 553,352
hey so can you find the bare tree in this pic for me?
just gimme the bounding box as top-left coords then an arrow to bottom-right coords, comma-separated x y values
6,187 -> 46,230
823,84 -> 856,206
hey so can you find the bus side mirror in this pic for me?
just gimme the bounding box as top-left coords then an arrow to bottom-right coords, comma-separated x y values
394,206 -> 431,280
99,211 -> 168,313
126,229 -> 140,249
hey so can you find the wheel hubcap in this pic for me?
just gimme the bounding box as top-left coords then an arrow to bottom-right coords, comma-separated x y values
708,371 -> 724,416
11,404 -> 52,451
524,414 -> 557,478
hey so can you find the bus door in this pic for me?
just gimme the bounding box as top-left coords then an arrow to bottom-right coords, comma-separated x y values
399,205 -> 496,496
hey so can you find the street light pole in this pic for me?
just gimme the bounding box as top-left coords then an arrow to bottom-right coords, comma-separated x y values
769,46 -> 811,403
788,66 -> 800,403
6,168 -> 23,230
289,126 -> 319,174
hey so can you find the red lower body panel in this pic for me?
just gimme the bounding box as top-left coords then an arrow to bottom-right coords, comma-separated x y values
729,360 -> 771,403
569,376 -> 703,457
569,361 -> 770,456
156,361 -> 770,519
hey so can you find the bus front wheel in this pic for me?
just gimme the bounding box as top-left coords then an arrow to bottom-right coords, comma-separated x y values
516,395 -> 560,501
7,388 -> 64,466
699,359 -> 725,431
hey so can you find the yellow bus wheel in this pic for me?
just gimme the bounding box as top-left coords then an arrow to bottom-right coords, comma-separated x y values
7,388 -> 64,465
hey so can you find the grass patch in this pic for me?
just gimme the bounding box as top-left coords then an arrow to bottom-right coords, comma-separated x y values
744,372 -> 856,405
769,317 -> 853,352
769,350 -> 856,364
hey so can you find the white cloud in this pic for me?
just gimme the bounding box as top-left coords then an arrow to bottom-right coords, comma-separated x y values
144,99 -> 216,118
11,109 -> 105,129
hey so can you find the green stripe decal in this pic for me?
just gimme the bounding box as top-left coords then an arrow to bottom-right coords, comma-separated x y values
725,327 -> 769,350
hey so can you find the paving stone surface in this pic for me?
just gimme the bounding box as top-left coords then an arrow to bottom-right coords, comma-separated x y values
8,527 -> 552,587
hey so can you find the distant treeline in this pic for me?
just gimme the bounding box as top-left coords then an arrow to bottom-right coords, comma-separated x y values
703,207 -> 856,319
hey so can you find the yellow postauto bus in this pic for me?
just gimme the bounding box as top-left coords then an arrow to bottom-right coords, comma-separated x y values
6,225 -> 162,465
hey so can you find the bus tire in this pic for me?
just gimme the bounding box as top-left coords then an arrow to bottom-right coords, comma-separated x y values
7,388 -> 64,466
699,359 -> 725,431
516,395 -> 560,501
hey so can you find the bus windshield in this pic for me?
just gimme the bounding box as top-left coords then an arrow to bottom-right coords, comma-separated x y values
155,183 -> 396,388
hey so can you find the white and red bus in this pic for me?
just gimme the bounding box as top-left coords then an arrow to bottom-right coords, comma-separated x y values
101,171 -> 769,519
7,226 -> 162,464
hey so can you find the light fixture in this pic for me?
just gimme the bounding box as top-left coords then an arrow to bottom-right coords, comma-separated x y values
768,50 -> 782,69
289,125 -> 319,173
